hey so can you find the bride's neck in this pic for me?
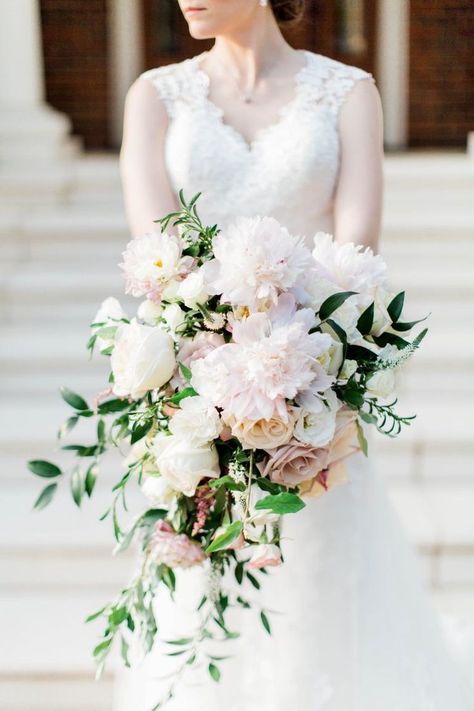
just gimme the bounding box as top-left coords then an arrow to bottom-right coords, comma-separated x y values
210,17 -> 293,81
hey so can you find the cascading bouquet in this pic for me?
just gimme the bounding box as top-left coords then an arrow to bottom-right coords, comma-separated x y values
29,191 -> 427,705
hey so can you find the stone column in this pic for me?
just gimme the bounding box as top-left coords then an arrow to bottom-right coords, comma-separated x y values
0,0 -> 74,164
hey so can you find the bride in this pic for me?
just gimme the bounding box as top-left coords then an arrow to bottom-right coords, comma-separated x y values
117,1 -> 472,709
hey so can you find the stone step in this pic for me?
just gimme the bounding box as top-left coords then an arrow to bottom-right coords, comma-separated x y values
0,673 -> 114,711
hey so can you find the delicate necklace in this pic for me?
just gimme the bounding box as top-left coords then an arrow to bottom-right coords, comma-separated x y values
227,70 -> 258,104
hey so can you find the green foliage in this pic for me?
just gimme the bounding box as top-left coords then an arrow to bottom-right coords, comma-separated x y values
318,291 -> 357,321
255,492 -> 305,515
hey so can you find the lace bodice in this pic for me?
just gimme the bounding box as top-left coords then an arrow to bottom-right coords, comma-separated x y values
142,50 -> 374,240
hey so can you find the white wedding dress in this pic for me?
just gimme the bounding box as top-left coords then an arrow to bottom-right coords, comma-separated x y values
115,51 -> 473,710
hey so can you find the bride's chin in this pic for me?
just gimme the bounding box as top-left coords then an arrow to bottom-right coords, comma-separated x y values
186,21 -> 217,40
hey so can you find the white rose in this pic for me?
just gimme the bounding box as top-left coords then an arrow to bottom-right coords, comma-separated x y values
294,389 -> 339,447
111,320 -> 176,399
141,475 -> 177,509
177,270 -> 209,309
339,359 -> 358,381
225,411 -> 296,450
366,369 -> 396,399
151,433 -> 220,496
92,297 -> 127,352
162,303 -> 186,336
370,287 -> 394,337
321,300 -> 360,340
137,299 -> 163,325
169,395 -> 223,445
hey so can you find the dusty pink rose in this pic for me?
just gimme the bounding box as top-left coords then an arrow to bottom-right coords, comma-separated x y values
328,408 -> 359,467
171,332 -> 225,388
150,520 -> 206,568
299,461 -> 348,498
258,439 -> 329,488
248,543 -> 282,570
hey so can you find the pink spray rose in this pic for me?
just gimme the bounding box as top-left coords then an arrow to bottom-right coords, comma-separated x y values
248,543 -> 282,570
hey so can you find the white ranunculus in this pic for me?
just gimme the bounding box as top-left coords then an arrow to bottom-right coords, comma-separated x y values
294,389 -> 339,447
151,433 -> 220,496
169,395 -> 222,445
111,320 -> 176,399
92,297 -> 127,351
162,303 -> 186,337
137,298 -> 163,325
141,475 -> 177,509
366,369 -> 396,399
177,269 -> 209,309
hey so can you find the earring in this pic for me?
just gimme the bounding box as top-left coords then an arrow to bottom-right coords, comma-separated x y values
259,0 -> 268,6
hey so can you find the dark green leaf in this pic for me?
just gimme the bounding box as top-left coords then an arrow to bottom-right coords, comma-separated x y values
387,291 -> 405,323
246,571 -> 260,590
208,663 -> 221,682
357,302 -> 375,335
254,492 -> 305,515
206,521 -> 243,553
346,344 -> 378,362
33,482 -> 58,510
391,314 -> 429,332
318,291 -> 357,321
208,475 -> 246,492
60,387 -> 89,411
412,327 -> 428,348
373,332 -> 410,349
130,419 -> 153,444
28,460 -> 62,478
166,637 -> 193,646
97,419 -> 106,443
234,561 -> 244,585
255,477 -> 283,495
84,465 -> 98,497
260,610 -> 272,635
325,318 -> 348,344
98,398 -> 130,415
58,415 -> 79,439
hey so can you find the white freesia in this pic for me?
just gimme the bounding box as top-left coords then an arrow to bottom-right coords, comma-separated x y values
169,395 -> 223,445
92,297 -> 127,352
151,433 -> 220,496
111,320 -> 176,399
294,389 -> 340,447
141,475 -> 178,509
137,298 -> 163,324
120,231 -> 193,301
177,269 -> 209,309
203,216 -> 312,310
366,369 -> 396,398
312,232 -> 387,304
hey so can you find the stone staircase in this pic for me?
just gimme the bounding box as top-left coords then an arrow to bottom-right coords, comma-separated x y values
1,152 -> 473,709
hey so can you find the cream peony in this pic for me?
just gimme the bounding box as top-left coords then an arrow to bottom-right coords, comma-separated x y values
191,301 -> 332,422
137,298 -> 163,325
111,320 -> 176,399
151,433 -> 220,496
141,475 -> 178,509
168,395 -> 223,445
312,232 -> 387,304
120,232 -> 193,301
203,216 -> 312,310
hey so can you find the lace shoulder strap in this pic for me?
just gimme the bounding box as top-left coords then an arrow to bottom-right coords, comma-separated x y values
302,52 -> 375,117
140,54 -> 207,118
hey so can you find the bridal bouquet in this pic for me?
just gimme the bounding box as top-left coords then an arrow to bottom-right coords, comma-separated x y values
29,192 -> 427,705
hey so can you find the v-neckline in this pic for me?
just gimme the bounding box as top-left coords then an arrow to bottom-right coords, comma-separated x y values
191,50 -> 311,153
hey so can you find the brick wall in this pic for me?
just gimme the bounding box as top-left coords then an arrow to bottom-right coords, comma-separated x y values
40,0 -> 109,149
409,0 -> 474,147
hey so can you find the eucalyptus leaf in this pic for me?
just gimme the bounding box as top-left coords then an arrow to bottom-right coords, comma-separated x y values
33,482 -> 58,510
28,460 -> 62,478
60,387 -> 89,411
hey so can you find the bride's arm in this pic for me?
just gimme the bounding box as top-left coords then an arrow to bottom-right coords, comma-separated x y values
120,77 -> 178,238
334,79 -> 384,251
